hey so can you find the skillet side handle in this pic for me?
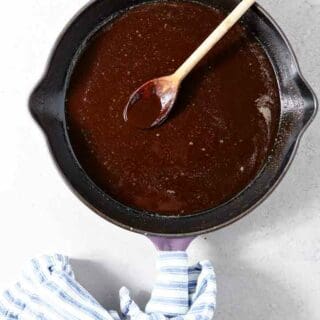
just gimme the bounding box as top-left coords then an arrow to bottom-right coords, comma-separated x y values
148,236 -> 196,251
29,84 -> 49,129
295,74 -> 318,127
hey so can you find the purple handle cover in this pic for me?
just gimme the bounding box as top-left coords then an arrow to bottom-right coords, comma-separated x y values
148,236 -> 196,251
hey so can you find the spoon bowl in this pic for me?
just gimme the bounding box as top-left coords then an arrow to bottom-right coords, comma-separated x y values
123,76 -> 179,128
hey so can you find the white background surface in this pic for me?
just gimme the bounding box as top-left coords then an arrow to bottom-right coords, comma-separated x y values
0,1 -> 319,319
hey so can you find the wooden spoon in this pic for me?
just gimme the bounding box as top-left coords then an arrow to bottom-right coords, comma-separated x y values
123,0 -> 256,129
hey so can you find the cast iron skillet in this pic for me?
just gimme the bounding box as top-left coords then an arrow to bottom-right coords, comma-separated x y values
29,0 -> 317,237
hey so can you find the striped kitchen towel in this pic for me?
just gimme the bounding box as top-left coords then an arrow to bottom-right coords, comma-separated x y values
121,251 -> 216,320
0,252 -> 216,320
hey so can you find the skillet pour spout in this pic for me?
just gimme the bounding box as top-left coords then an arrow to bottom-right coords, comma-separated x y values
29,0 -> 317,237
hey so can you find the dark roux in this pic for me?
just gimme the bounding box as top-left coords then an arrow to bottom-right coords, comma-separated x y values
67,1 -> 280,215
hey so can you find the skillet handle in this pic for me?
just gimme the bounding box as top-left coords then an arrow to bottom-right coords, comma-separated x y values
148,236 -> 196,251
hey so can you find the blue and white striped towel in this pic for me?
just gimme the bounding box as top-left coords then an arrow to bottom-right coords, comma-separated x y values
0,252 -> 216,320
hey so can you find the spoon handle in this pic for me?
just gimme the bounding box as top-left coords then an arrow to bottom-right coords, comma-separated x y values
174,0 -> 256,82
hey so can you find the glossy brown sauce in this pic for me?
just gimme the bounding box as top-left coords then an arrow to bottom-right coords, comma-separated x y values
67,1 -> 280,215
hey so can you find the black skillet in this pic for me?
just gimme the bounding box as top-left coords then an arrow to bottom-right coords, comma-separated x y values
29,0 -> 317,241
